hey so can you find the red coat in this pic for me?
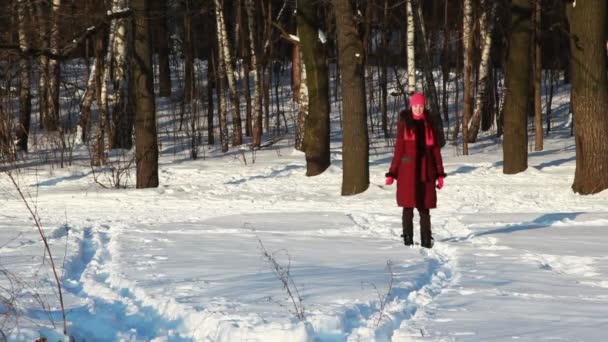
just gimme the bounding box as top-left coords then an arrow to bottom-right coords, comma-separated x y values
387,111 -> 446,208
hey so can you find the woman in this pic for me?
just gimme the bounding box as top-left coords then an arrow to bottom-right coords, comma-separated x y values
385,93 -> 446,248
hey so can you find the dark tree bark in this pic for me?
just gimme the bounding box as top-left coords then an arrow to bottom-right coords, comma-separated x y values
333,0 -> 369,195
567,0 -> 608,194
503,0 -> 532,174
16,0 -> 31,152
297,0 -> 331,176
183,0 -> 195,104
133,0 -> 159,188
154,0 -> 171,97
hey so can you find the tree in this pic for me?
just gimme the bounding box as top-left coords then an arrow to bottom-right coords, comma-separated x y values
214,0 -> 242,147
467,0 -> 496,143
533,0 -> 542,151
109,0 -> 133,149
153,0 -> 171,97
16,0 -> 32,152
333,0 -> 369,195
46,0 -> 62,131
406,0 -> 416,94
462,0 -> 473,155
297,0 -> 331,176
567,0 -> 608,194
133,0 -> 159,188
503,0 -> 532,174
245,0 -> 263,147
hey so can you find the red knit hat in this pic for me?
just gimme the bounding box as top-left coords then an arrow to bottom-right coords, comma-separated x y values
409,93 -> 426,108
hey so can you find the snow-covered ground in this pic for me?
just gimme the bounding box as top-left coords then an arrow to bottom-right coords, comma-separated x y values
1,77 -> 607,341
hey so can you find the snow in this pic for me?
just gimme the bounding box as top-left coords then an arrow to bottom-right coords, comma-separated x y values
1,78 -> 607,342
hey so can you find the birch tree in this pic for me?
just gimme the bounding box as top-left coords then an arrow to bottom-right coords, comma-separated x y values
503,0 -> 532,174
214,0 -> 242,146
467,0 -> 496,143
406,0 -> 416,94
567,0 -> 608,194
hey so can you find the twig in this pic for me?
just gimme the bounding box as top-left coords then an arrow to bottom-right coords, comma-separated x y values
5,172 -> 67,335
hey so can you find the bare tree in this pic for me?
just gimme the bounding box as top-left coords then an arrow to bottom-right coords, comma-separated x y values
297,0 -> 331,176
333,0 -> 369,195
406,0 -> 416,94
467,0 -> 496,143
462,0 -> 473,155
16,0 -> 32,152
214,0 -> 242,146
566,0 -> 608,194
153,0 -> 171,97
133,0 -> 159,188
503,0 -> 532,174
46,0 -> 62,131
109,0 -> 133,149
245,0 -> 263,147
533,0 -> 543,151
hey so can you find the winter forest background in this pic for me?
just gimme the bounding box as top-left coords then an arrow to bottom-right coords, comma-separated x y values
0,0 -> 607,341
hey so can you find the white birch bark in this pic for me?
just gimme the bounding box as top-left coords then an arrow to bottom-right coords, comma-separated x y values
467,0 -> 495,142
406,0 -> 416,94
214,0 -> 229,152
214,0 -> 242,146
296,54 -> 308,151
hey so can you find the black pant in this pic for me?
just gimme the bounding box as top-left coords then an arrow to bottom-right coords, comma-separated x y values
402,207 -> 433,247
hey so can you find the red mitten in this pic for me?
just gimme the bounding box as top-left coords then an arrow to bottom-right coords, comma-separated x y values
385,177 -> 394,186
436,177 -> 444,189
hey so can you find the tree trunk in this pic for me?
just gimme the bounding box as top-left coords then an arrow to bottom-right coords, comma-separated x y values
333,0 -> 369,195
207,51 -> 215,145
380,0 -> 389,139
213,32 -> 230,153
503,0 -> 532,174
110,0 -> 133,149
414,0 -> 445,146
214,0 -> 242,146
295,51 -> 308,152
533,0 -> 543,151
36,1 -> 49,130
16,0 -> 31,152
406,0 -> 416,94
133,0 -> 159,188
462,0 -> 473,155
567,0 -> 608,194
45,0 -> 61,132
183,0 -> 195,104
297,0 -> 331,176
467,0 -> 495,143
155,0 -> 171,97
245,0 -> 263,146
78,32 -> 106,145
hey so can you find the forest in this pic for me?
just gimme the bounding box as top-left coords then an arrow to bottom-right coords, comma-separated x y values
0,0 -> 606,194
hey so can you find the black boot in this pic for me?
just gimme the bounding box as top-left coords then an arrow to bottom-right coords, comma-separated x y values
419,209 -> 433,248
402,208 -> 414,246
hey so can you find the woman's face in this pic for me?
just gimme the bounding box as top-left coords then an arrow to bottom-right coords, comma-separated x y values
412,104 -> 424,116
